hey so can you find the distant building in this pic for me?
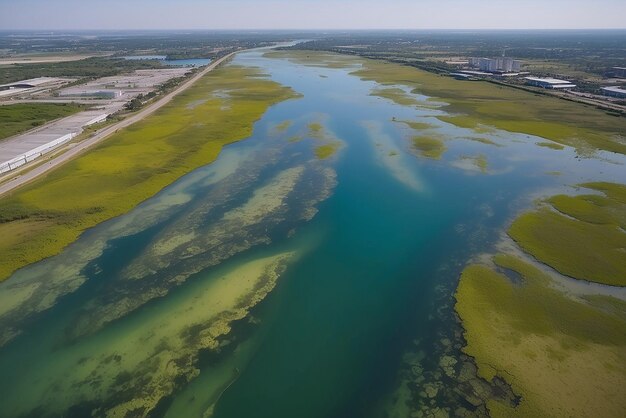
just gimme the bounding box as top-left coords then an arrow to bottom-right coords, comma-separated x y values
601,86 -> 626,99
470,57 -> 522,73
611,67 -> 626,78
58,90 -> 122,99
524,77 -> 577,89
0,77 -> 61,90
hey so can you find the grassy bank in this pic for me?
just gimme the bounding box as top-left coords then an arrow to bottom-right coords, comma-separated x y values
456,182 -> 626,416
0,103 -> 84,141
0,65 -> 299,282
455,255 -> 626,417
350,59 -> 626,155
509,182 -> 626,286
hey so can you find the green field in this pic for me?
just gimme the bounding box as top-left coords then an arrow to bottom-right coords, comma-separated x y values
0,57 -> 165,85
0,103 -> 84,141
0,65 -> 298,282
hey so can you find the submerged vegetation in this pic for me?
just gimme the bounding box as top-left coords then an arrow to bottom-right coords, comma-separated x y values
0,103 -> 84,140
0,65 -> 299,282
411,135 -> 447,160
314,143 -> 339,159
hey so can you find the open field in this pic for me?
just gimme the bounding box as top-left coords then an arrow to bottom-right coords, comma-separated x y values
0,103 -> 84,141
0,64 -> 298,282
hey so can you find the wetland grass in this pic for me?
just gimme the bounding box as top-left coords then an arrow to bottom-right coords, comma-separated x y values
537,141 -> 565,150
314,143 -> 339,159
350,58 -> 626,155
455,255 -> 626,417
411,135 -> 447,160
509,182 -> 626,286
456,183 -> 626,416
0,65 -> 299,282
371,88 -> 422,107
263,50 -> 357,69
394,120 -> 436,131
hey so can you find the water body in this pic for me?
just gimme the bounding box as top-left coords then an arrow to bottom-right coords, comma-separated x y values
0,49 -> 624,418
123,55 -> 212,67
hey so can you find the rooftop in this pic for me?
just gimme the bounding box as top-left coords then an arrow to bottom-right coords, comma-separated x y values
524,77 -> 573,85
601,86 -> 626,93
0,77 -> 64,89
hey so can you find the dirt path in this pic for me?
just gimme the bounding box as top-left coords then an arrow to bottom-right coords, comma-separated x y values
0,51 -> 239,197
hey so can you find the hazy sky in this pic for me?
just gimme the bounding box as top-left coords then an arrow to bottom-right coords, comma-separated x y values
1,0 -> 625,30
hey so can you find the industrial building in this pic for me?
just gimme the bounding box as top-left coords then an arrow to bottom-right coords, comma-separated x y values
469,57 -> 522,73
0,77 -> 71,98
58,90 -> 123,99
524,77 -> 577,89
611,67 -> 626,78
601,86 -> 626,99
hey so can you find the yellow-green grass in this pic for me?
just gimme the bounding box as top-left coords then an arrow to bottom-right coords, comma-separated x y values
537,141 -> 565,150
371,88 -> 422,107
0,103 -> 84,141
314,143 -> 339,159
308,122 -> 324,137
509,182 -> 626,286
455,255 -> 626,417
394,119 -> 436,130
0,65 -> 298,282
411,135 -> 447,160
465,136 -> 501,147
350,59 -> 626,155
264,50 -> 357,69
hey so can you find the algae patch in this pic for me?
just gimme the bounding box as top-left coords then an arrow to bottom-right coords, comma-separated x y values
315,143 -> 339,159
411,135 -> 447,160
0,251 -> 298,418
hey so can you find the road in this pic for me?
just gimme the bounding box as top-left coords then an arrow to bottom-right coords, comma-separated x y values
0,50 -> 239,197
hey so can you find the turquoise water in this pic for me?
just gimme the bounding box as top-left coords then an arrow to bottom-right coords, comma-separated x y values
0,49 -> 624,418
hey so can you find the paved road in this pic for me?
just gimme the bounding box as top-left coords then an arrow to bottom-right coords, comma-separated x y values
0,51 -> 239,197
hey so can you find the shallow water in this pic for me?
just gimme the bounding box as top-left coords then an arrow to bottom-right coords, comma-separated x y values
0,49 -> 624,418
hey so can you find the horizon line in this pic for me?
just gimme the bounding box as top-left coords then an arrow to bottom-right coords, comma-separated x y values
2,27 -> 626,32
